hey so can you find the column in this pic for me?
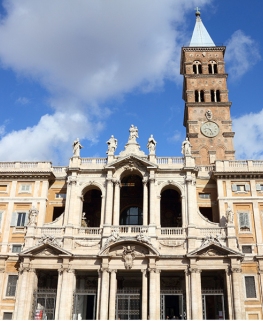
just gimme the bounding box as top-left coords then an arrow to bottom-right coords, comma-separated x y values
149,177 -> 155,225
141,269 -> 148,320
55,269 -> 63,319
64,176 -> 77,225
105,178 -> 114,225
225,267 -> 234,320
113,181 -> 120,226
109,270 -> 117,320
149,268 -> 157,320
143,179 -> 148,226
99,268 -> 110,320
96,270 -> 102,320
231,267 -> 245,319
184,268 -> 191,320
258,266 -> 263,318
58,268 -> 76,320
155,269 -> 161,319
14,267 -> 37,320
189,268 -> 202,319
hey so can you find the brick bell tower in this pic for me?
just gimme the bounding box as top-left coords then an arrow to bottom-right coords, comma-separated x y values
180,8 -> 235,165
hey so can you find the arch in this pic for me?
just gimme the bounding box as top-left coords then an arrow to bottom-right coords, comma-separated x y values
193,60 -> 202,74
82,187 -> 102,227
160,186 -> 182,227
208,60 -> 218,74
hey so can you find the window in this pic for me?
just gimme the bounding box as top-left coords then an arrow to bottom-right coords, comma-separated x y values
199,193 -> 211,199
6,275 -> 18,296
55,193 -> 66,199
0,184 -> 8,192
239,212 -> 250,231
195,90 -> 205,102
10,212 -> 28,227
256,184 -> 263,191
208,61 -> 218,74
193,61 -> 202,74
120,207 -> 142,225
242,245 -> 252,254
245,276 -> 256,298
210,90 -> 221,102
232,184 -> 250,193
19,184 -> 31,193
12,245 -> 22,253
3,312 -> 13,320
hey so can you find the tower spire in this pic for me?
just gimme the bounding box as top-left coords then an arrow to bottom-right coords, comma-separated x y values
189,8 -> 215,47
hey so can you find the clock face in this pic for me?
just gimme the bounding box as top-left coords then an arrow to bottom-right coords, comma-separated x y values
201,121 -> 219,137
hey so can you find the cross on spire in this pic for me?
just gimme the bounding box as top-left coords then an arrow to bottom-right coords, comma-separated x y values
195,7 -> 201,16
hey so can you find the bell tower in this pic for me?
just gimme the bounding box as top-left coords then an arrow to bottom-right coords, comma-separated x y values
180,9 -> 235,165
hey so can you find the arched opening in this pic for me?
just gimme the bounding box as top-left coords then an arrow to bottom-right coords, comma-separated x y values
120,174 -> 143,225
161,188 -> 182,227
82,188 -> 102,227
195,90 -> 205,102
216,90 -> 221,102
208,61 -> 218,74
193,61 -> 202,74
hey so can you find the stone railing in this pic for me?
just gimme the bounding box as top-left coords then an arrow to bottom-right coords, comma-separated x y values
156,157 -> 184,165
199,227 -> 226,237
215,160 -> 263,172
0,161 -> 52,171
40,227 -> 65,236
159,228 -> 186,236
77,227 -> 102,235
113,225 -> 147,235
81,158 -> 107,165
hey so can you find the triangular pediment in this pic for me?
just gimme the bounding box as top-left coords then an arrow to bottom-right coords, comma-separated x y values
20,237 -> 72,257
105,154 -> 157,171
187,241 -> 243,258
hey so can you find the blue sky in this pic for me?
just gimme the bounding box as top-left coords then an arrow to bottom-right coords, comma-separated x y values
0,0 -> 262,165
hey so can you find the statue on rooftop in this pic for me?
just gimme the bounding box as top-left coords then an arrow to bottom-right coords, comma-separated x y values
106,135 -> 118,154
128,124 -> 139,143
181,137 -> 192,156
147,134 -> 157,154
73,138 -> 83,157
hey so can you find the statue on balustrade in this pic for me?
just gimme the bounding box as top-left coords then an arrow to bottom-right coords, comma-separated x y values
147,134 -> 157,154
106,135 -> 118,154
73,138 -> 83,157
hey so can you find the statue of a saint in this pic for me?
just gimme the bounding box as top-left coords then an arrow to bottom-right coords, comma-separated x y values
27,206 -> 39,226
226,205 -> 234,224
128,125 -> 139,142
73,138 -> 83,157
106,135 -> 118,154
181,137 -> 192,155
147,135 -> 157,154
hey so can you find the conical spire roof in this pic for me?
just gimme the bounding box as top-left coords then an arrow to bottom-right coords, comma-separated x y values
189,8 -> 215,47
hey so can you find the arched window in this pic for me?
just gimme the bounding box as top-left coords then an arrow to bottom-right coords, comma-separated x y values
211,90 -> 221,102
208,60 -> 218,74
82,188 -> 102,227
193,61 -> 202,74
120,206 -> 143,225
216,90 -> 221,102
161,189 -> 182,227
195,90 -> 205,102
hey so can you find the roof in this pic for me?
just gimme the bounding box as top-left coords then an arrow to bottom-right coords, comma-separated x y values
189,9 -> 215,47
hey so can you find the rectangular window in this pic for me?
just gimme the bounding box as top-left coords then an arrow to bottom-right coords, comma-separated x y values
199,193 -> 211,199
3,312 -> 13,320
0,184 -> 8,192
55,193 -> 66,199
17,212 -> 26,226
12,245 -> 22,253
6,275 -> 18,296
20,184 -> 31,193
242,245 -> 252,254
232,184 -> 250,192
245,276 -> 256,298
256,184 -> 263,191
239,212 -> 250,231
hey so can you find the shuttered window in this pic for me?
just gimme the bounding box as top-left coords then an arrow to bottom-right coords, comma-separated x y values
6,275 -> 18,296
239,212 -> 250,231
10,212 -> 28,226
245,276 -> 256,298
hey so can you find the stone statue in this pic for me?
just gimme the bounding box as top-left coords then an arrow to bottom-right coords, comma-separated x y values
181,137 -> 192,155
205,109 -> 213,120
147,135 -> 157,154
226,205 -> 234,224
106,135 -> 117,154
136,229 -> 151,244
27,206 -> 39,226
122,245 -> 135,269
128,124 -> 139,142
104,228 -> 120,247
73,138 -> 83,157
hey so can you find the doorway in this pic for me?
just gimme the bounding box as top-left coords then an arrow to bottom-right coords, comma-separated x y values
116,291 -> 141,320
202,293 -> 225,320
73,293 -> 96,320
160,294 -> 183,319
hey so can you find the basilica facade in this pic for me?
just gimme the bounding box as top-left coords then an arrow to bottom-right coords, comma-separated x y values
1,11 -> 263,320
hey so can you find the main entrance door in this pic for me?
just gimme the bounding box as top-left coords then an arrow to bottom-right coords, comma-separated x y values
202,291 -> 225,320
32,289 -> 57,320
73,290 -> 97,320
116,289 -> 141,320
160,291 -> 184,320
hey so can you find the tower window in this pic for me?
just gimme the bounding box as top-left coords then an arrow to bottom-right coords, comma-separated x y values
211,90 -> 221,102
193,61 -> 202,74
208,61 -> 218,74
195,90 -> 205,102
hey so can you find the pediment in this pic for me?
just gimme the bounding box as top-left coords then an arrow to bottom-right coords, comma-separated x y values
105,154 -> 157,171
187,242 -> 243,258
20,237 -> 72,257
99,238 -> 160,257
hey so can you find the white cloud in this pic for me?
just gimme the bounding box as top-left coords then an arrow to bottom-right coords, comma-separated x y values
167,130 -> 181,143
16,96 -> 29,105
225,30 -> 261,80
233,109 -> 263,160
0,0 -> 211,162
